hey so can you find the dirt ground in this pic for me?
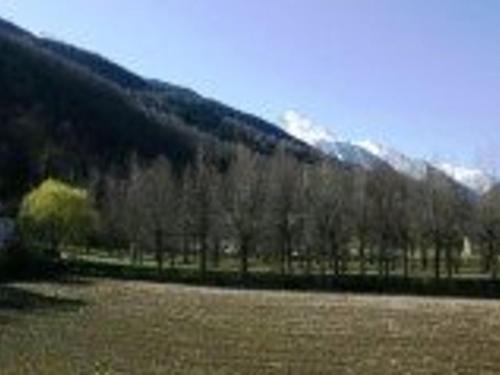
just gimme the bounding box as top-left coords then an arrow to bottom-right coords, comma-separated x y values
1,279 -> 500,374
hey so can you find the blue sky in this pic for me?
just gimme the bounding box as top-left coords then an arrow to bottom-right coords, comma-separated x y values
1,1 -> 499,170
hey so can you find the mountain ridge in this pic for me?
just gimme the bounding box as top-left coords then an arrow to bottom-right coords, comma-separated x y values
281,110 -> 496,194
0,17 -> 318,202
0,16 -> 493,202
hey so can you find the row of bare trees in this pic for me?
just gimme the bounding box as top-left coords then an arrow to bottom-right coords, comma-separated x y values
94,145 -> 500,281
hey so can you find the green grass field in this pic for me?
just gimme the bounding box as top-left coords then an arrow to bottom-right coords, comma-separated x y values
1,278 -> 500,374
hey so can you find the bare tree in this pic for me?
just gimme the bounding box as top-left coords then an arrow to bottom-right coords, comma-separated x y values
101,155 -> 148,265
424,172 -> 460,280
184,148 -> 225,278
478,187 -> 500,279
399,179 -> 426,279
308,162 -> 351,278
267,146 -> 305,275
225,145 -> 267,279
129,157 -> 176,273
352,168 -> 373,276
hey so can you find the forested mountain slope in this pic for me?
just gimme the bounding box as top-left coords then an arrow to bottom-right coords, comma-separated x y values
0,18 -> 315,202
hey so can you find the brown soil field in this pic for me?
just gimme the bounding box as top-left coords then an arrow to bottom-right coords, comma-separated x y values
1,279 -> 500,374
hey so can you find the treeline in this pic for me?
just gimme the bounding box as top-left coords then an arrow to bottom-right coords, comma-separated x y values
92,145 -> 500,282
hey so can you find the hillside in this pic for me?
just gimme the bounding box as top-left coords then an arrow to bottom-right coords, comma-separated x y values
0,31 -> 194,201
0,18 -> 317,202
36,37 -> 299,146
0,16 -> 484,208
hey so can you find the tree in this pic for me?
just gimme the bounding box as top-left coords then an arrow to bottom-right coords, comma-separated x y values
423,172 -> 461,280
99,173 -> 130,256
127,157 -> 177,273
267,146 -> 305,275
102,155 -> 147,265
225,146 -> 267,279
308,162 -> 351,278
352,168 -> 373,276
18,178 -> 97,257
368,168 -> 401,279
399,178 -> 426,279
184,148 -> 224,278
478,187 -> 500,279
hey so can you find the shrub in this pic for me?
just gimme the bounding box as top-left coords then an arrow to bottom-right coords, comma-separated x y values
17,179 -> 98,258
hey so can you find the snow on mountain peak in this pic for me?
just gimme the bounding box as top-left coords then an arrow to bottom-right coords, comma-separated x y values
435,163 -> 496,195
355,140 -> 384,156
280,110 -> 496,194
355,140 -> 428,180
281,110 -> 337,146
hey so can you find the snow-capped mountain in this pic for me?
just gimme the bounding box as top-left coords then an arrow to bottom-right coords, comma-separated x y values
434,163 -> 496,195
281,111 -> 384,169
281,111 -> 337,146
281,110 -> 496,194
317,140 -> 386,169
354,142 -> 495,194
355,140 -> 428,180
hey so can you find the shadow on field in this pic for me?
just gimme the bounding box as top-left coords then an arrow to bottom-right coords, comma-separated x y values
0,314 -> 12,325
47,275 -> 96,287
0,285 -> 86,314
66,259 -> 500,300
1,257 -> 95,287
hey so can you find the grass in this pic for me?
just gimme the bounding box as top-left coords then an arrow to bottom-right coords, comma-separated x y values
1,278 -> 500,374
64,256 -> 500,299
74,248 -> 491,278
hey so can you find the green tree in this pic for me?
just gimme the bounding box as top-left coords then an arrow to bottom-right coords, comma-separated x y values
18,179 -> 97,257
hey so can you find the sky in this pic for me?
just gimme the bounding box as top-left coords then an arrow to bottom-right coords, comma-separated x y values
1,0 -> 499,170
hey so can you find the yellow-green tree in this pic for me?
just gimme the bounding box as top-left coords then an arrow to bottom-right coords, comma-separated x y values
18,179 -> 97,256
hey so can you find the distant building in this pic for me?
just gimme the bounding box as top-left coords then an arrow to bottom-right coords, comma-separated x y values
463,237 -> 473,259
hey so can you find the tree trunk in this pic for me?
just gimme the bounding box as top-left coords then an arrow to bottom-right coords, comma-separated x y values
182,236 -> 190,265
129,242 -> 137,265
341,248 -> 348,275
305,245 -> 312,276
384,255 -> 390,279
199,236 -> 208,279
332,241 -> 340,277
286,236 -> 293,275
240,237 -> 249,280
454,246 -> 461,275
435,237 -> 442,281
377,241 -> 384,278
211,240 -> 220,269
169,245 -> 176,269
280,239 -> 287,277
155,229 -> 164,274
421,246 -> 428,272
445,243 -> 453,280
320,244 -> 327,277
359,239 -> 366,276
403,243 -> 410,279
490,242 -> 498,280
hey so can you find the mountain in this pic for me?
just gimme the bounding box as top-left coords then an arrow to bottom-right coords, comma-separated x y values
281,111 -> 387,169
32,32 -> 308,154
434,163 -> 496,195
0,18 -> 316,202
318,140 -> 388,170
355,141 -> 428,180
0,16 -> 492,202
355,143 -> 496,195
282,111 -> 421,174
281,111 -> 496,194
0,20 -> 195,200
